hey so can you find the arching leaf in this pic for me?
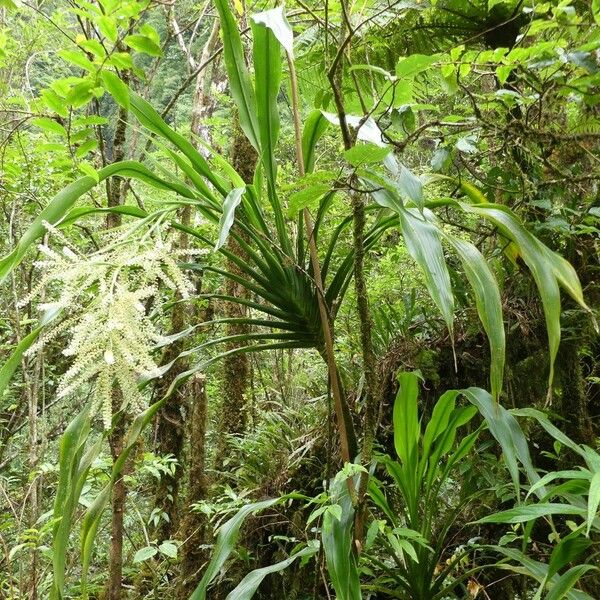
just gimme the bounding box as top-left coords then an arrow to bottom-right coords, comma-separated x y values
398,208 -> 454,334
225,542 -> 319,600
445,234 -> 505,400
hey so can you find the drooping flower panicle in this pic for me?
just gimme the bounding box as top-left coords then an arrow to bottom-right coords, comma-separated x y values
24,221 -> 207,428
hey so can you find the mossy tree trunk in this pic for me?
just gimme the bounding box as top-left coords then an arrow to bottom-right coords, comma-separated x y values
215,119 -> 258,468
153,19 -> 220,541
176,374 -> 210,598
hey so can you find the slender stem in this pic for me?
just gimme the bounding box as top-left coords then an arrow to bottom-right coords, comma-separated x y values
287,52 -> 355,466
324,0 -> 379,548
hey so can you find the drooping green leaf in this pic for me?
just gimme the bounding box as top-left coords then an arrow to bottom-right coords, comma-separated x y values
0,161 -> 194,286
511,407 -> 587,460
462,387 -> 541,497
445,235 -> 505,399
302,110 -> 329,173
215,187 -> 246,251
586,471 -> 600,536
189,497 -> 290,600
225,542 -> 318,600
398,208 -> 454,334
0,328 -> 42,397
547,533 -> 591,580
546,565 -> 597,600
397,164 -> 423,206
462,202 -> 582,389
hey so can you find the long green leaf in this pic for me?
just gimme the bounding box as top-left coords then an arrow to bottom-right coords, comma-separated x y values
214,0 -> 260,151
127,92 -> 226,194
322,478 -> 362,600
393,372 -> 420,469
0,328 -> 42,396
0,161 -> 193,285
546,565 -> 597,600
251,13 -> 292,255
398,208 -> 454,334
462,387 -> 541,498
586,471 -> 600,536
302,111 -> 329,173
51,405 -> 92,599
224,542 -> 319,600
189,497 -> 289,600
215,187 -> 246,251
476,503 -> 586,524
422,390 -> 457,460
490,546 -> 594,600
251,16 -> 281,187
462,203 -> 562,389
547,533 -> 591,581
445,234 -> 505,399
511,407 -> 588,460
80,398 -> 166,593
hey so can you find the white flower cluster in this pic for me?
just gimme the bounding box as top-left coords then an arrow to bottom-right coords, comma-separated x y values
23,221 -> 207,428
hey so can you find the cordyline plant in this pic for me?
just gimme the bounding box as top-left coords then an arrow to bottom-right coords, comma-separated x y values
0,1 -> 590,598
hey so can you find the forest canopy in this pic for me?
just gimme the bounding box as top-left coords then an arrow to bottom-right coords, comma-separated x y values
1,0 -> 599,598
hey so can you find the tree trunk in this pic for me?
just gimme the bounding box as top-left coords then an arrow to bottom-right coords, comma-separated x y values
153,18 -> 220,540
176,374 -> 210,598
217,9 -> 257,449
215,118 -> 257,468
106,78 -> 129,600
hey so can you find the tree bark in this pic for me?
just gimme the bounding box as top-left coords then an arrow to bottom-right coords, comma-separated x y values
153,18 -> 220,540
176,374 -> 210,598
106,72 -> 129,600
214,118 -> 257,468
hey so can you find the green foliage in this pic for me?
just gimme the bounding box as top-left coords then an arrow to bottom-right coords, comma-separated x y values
189,496 -> 297,600
367,372 -> 482,598
0,0 -> 598,598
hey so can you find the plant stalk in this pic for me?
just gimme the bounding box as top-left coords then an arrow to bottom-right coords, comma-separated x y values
287,52 -> 355,466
